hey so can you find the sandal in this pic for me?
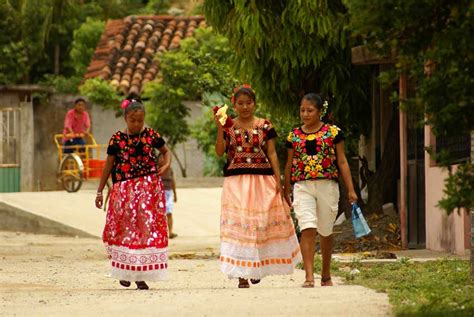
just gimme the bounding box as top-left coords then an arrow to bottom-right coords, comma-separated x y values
135,281 -> 149,290
119,280 -> 131,287
321,276 -> 333,286
238,278 -> 250,288
302,280 -> 315,288
250,279 -> 261,285
169,233 -> 178,239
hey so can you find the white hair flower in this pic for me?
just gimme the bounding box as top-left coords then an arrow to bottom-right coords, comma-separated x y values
320,100 -> 329,119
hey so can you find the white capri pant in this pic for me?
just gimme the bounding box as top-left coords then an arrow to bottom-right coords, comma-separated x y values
292,179 -> 340,236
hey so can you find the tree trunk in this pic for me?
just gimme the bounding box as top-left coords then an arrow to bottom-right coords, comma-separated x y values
54,44 -> 60,75
170,148 -> 187,178
364,111 -> 400,214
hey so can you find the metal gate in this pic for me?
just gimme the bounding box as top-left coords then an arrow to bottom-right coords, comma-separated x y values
0,107 -> 21,192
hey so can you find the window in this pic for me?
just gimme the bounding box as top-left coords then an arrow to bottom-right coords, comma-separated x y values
435,132 -> 471,164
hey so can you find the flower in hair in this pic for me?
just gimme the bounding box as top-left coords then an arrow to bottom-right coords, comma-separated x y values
230,84 -> 253,104
320,100 -> 329,119
121,99 -> 130,109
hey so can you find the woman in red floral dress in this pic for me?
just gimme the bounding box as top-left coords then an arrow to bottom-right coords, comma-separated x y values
95,96 -> 171,290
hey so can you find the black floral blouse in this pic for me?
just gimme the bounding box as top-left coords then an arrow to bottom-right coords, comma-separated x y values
286,124 -> 344,184
107,127 -> 165,183
223,118 -> 277,176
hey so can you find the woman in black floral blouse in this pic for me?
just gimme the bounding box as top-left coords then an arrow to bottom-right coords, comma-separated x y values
284,93 -> 357,288
95,95 -> 171,290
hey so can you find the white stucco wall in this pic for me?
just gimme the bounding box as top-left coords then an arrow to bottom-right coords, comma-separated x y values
90,99 -> 205,178
424,125 -> 469,255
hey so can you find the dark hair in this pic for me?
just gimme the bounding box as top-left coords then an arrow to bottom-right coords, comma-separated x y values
301,93 -> 323,110
123,93 -> 145,117
74,97 -> 86,105
233,87 -> 256,103
126,93 -> 142,103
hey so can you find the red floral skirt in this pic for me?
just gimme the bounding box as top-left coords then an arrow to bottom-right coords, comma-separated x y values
103,173 -> 168,281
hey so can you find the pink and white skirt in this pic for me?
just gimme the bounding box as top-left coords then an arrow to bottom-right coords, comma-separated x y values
220,174 -> 302,279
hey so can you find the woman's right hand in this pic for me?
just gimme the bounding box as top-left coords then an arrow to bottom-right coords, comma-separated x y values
213,113 -> 224,129
95,193 -> 103,209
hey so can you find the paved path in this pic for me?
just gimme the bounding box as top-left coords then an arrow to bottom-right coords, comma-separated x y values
0,187 -> 392,316
0,187 -> 222,255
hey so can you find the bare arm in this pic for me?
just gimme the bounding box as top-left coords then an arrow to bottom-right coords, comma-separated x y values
171,173 -> 177,202
214,119 -> 226,157
335,141 -> 358,203
283,148 -> 294,206
264,138 -> 281,194
84,112 -> 91,134
95,155 -> 115,209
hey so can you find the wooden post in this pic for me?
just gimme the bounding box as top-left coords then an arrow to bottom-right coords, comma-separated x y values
471,208 -> 473,282
471,131 -> 474,281
399,74 -> 408,249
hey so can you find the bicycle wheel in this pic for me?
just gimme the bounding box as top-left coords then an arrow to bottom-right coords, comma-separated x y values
58,154 -> 84,192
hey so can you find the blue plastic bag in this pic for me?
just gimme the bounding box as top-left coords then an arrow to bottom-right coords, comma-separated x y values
352,203 -> 371,238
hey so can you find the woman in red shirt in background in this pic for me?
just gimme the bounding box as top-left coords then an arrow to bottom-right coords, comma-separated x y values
62,98 -> 91,153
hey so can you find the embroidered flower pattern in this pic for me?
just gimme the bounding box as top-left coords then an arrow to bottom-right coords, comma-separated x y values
223,119 -> 277,175
286,124 -> 343,183
107,128 -> 165,183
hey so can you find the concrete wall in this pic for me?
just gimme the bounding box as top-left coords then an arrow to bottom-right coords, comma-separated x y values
172,101 -> 205,179
89,101 -> 124,160
90,99 -> 206,178
424,125 -> 469,255
32,95 -> 205,191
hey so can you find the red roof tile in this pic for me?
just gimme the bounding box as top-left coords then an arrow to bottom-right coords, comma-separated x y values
85,15 -> 206,95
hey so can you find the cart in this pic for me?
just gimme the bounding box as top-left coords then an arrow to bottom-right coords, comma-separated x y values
54,133 -> 107,193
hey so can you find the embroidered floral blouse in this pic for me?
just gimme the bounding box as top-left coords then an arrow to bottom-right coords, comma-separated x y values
223,118 -> 277,176
107,127 -> 165,183
286,124 -> 344,184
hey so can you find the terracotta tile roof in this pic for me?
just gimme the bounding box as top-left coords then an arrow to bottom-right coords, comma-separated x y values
84,15 -> 206,95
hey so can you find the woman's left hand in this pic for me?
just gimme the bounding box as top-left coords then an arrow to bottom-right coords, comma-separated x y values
348,190 -> 358,204
275,183 -> 282,195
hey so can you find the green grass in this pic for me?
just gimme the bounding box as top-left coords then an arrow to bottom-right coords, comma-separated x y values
334,258 -> 474,317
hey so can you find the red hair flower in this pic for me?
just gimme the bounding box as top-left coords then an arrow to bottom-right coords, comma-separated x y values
121,99 -> 130,109
230,84 -> 253,104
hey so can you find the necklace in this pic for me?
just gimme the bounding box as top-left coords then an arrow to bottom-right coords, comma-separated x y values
126,128 -> 143,146
303,121 -> 324,134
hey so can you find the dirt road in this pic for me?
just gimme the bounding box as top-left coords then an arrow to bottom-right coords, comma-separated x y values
0,231 -> 391,316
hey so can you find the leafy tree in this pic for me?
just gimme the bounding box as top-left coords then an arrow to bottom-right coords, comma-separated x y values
345,0 -> 474,214
190,91 -> 229,176
0,0 -> 48,83
140,0 -> 171,14
41,74 -> 82,94
79,77 -> 122,112
38,17 -> 105,94
143,27 -> 238,177
202,0 -> 376,214
70,17 -> 105,76
201,0 -> 370,138
0,0 -> 149,85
